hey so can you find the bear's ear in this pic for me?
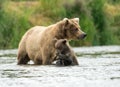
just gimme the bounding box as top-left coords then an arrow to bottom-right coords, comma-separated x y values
63,18 -> 69,26
63,18 -> 68,21
73,18 -> 79,23
62,39 -> 67,44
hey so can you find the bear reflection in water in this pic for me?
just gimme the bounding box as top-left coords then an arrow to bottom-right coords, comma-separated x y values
54,39 -> 74,66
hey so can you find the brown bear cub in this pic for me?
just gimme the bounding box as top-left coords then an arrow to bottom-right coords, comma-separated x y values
54,39 -> 75,66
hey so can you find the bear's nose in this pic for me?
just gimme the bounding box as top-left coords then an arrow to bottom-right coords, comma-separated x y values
78,33 -> 87,39
83,33 -> 87,38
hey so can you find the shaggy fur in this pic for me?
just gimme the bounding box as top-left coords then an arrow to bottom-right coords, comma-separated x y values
17,18 -> 86,65
55,39 -> 77,66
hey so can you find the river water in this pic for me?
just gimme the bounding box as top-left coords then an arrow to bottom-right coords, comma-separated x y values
0,46 -> 120,87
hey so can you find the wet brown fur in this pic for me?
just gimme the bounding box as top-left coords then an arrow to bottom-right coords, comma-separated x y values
55,39 -> 79,66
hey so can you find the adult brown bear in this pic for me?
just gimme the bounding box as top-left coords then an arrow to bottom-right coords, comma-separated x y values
17,18 -> 86,65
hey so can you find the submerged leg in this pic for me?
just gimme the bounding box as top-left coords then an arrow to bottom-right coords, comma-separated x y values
17,54 -> 30,65
34,58 -> 42,65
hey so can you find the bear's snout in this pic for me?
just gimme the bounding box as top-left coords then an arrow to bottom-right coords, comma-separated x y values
77,33 -> 87,39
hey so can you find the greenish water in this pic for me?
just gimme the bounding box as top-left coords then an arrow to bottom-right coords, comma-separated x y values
0,46 -> 120,87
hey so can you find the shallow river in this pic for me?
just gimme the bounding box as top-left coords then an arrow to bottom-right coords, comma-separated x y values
0,46 -> 120,87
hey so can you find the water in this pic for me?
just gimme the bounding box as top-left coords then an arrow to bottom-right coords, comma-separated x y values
0,46 -> 120,87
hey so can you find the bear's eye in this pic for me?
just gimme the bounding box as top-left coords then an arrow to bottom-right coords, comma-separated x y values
74,28 -> 78,31
71,28 -> 78,32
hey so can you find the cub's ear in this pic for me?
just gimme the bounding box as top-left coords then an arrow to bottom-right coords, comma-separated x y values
73,18 -> 79,23
62,39 -> 67,44
63,18 -> 69,26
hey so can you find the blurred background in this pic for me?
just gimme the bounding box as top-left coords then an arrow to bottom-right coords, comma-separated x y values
0,0 -> 120,49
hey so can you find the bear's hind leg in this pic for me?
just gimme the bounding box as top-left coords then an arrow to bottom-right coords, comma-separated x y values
17,54 -> 30,65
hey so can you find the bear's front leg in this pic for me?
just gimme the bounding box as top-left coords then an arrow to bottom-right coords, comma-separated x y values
42,53 -> 53,65
42,58 -> 52,65
34,58 -> 42,65
42,45 -> 56,65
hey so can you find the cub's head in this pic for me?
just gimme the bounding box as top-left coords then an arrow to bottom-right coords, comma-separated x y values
54,39 -> 69,54
60,18 -> 87,40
